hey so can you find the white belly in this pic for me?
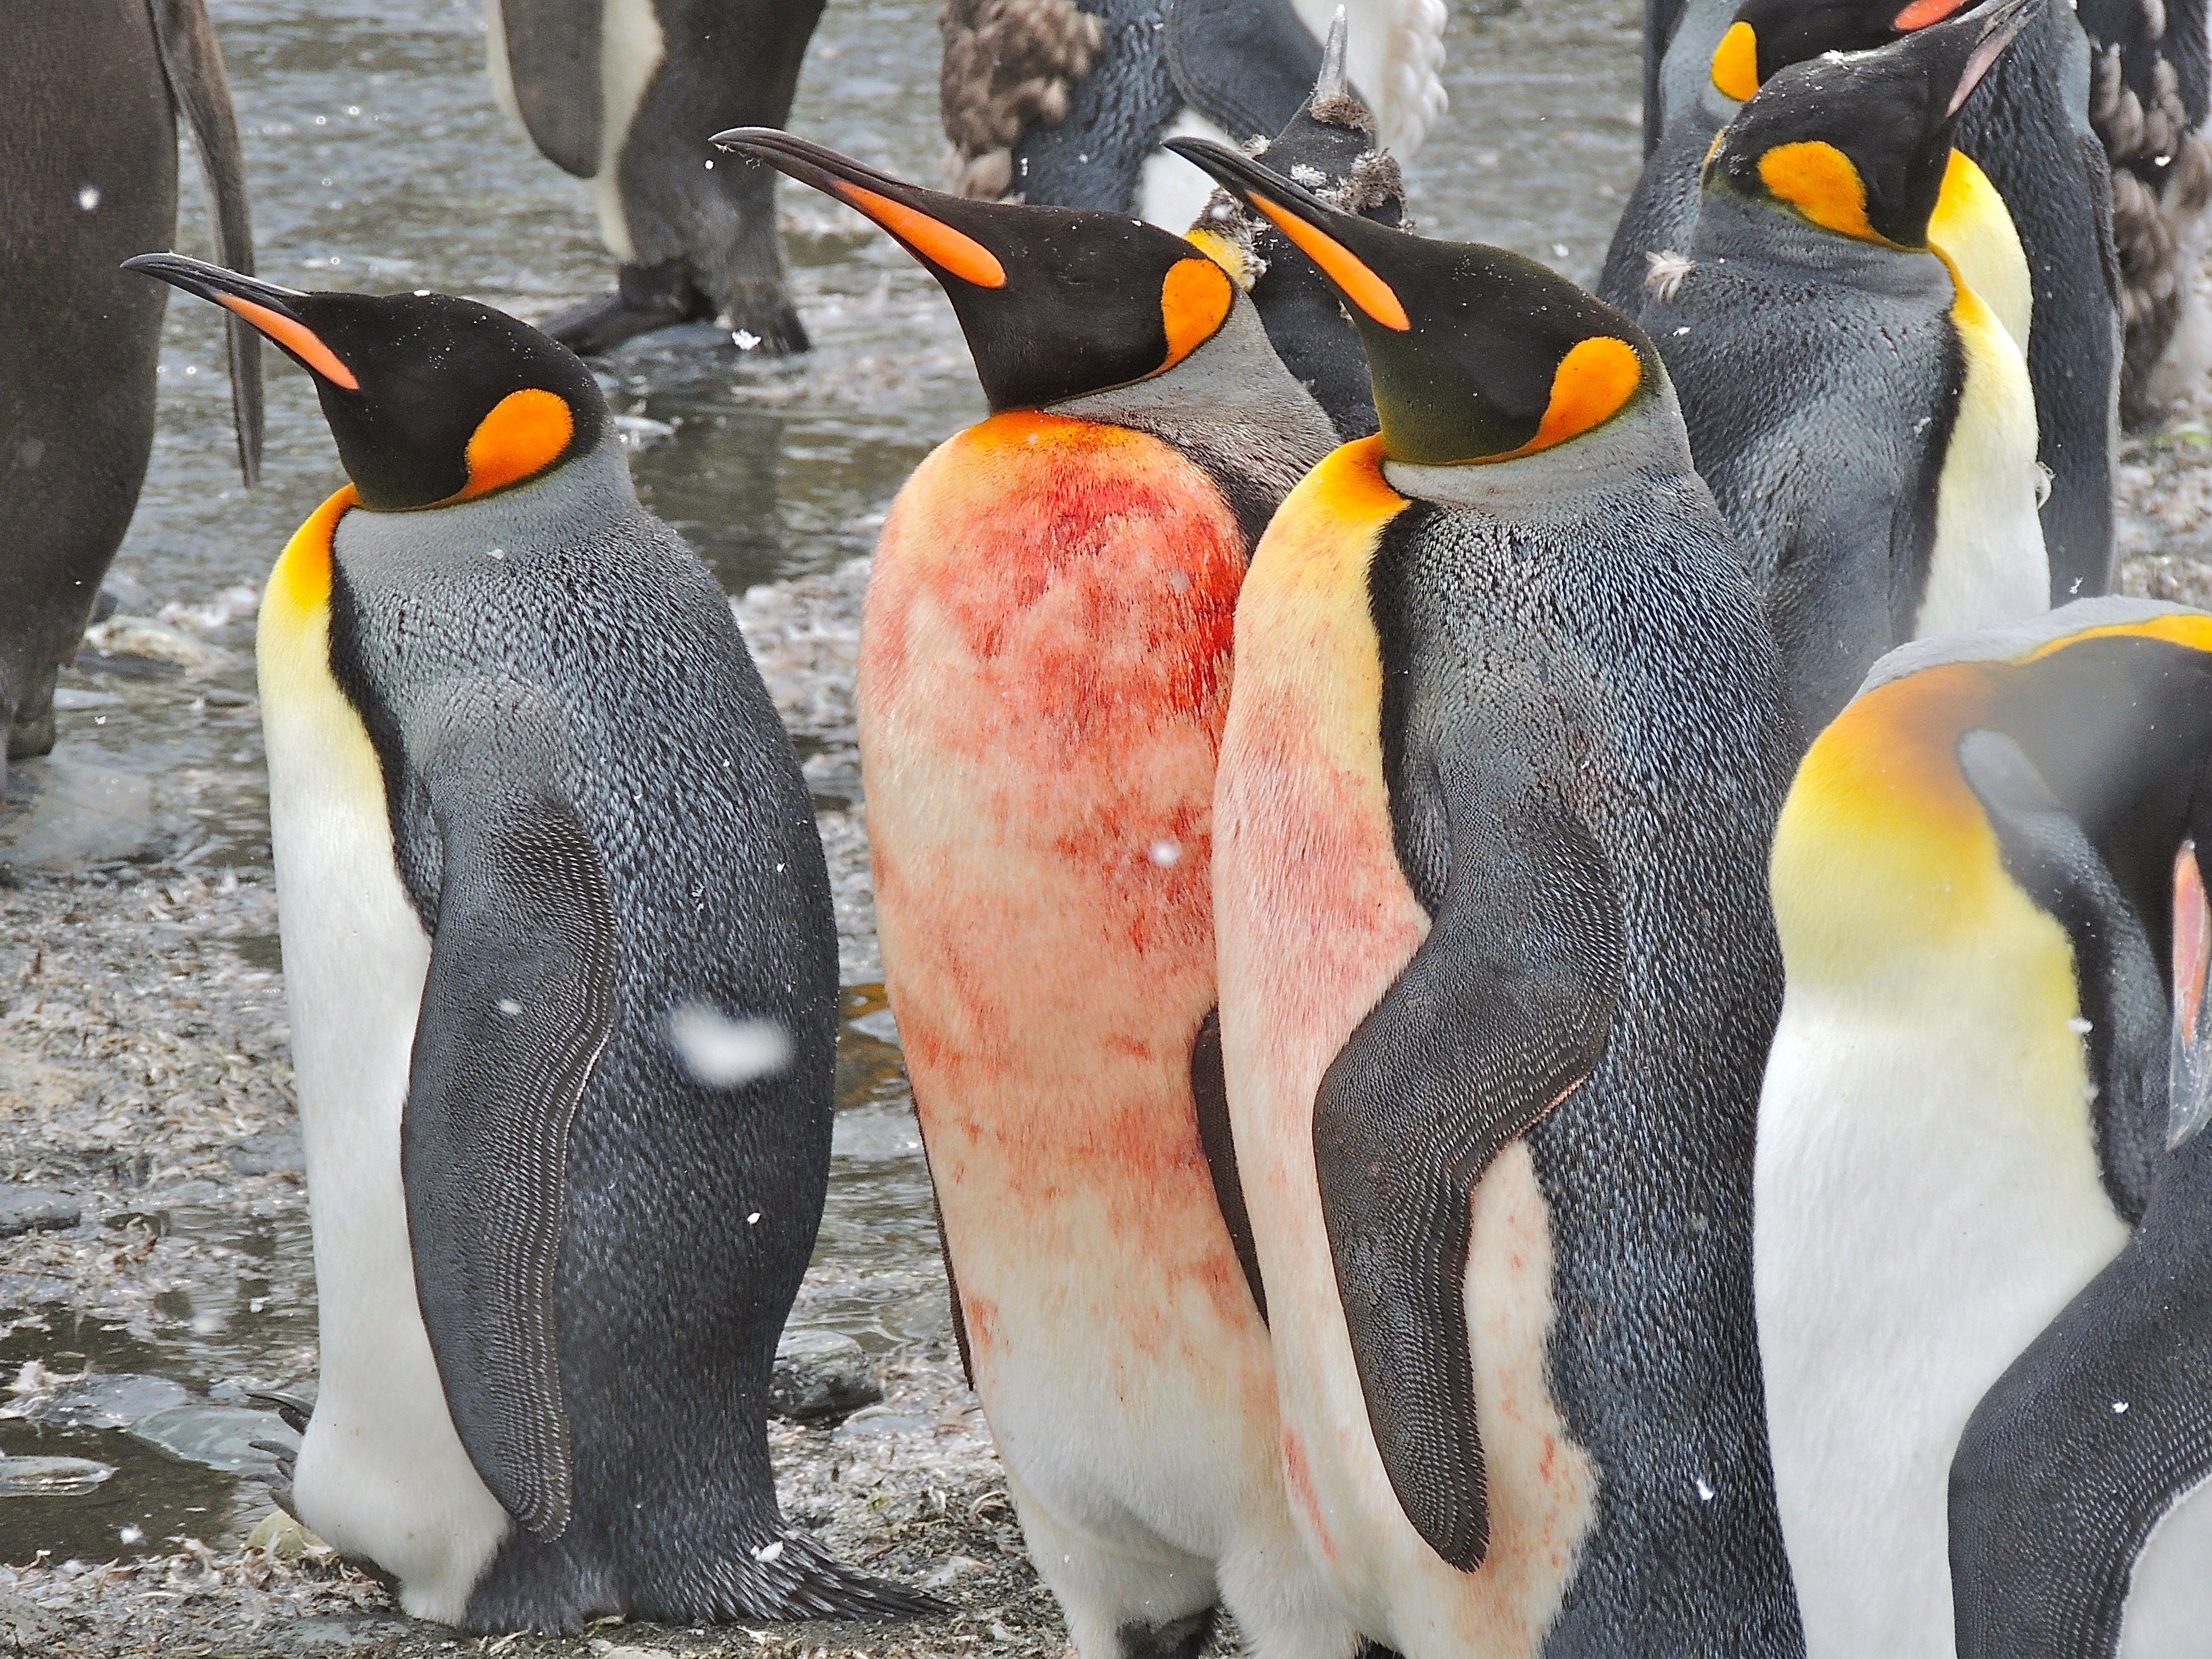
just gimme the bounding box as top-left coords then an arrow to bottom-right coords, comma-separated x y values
263,672 -> 510,1621
1286,0 -> 1446,157
586,0 -> 665,261
1914,298 -> 2050,630
2122,1472 -> 2212,1658
1141,110 -> 1235,233
1755,981 -> 2126,1659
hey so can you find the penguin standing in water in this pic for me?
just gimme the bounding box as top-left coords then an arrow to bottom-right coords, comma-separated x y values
484,0 -> 824,354
1639,0 -> 2050,739
1755,600 -> 2212,1659
1186,10 -> 1408,439
1617,0 -> 2119,605
1169,138 -> 1803,1659
711,129 -> 1356,1659
0,0 -> 260,794
939,0 -> 1443,231
122,254 -> 936,1635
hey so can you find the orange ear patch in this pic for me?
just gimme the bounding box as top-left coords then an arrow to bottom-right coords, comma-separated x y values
1757,141 -> 1890,244
1159,257 -> 1234,371
831,180 -> 1007,289
1474,336 -> 1642,464
217,294 -> 360,389
458,388 -> 574,499
1710,21 -> 1760,102
1893,0 -> 1968,27
1246,197 -> 1411,331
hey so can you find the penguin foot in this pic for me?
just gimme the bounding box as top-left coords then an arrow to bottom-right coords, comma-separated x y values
1115,1607 -> 1216,1659
243,1389 -> 313,1435
540,261 -> 720,356
249,1442 -> 300,1523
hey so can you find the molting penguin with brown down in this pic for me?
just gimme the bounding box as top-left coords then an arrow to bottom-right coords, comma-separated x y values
712,125 -> 1355,1659
1638,0 -> 2051,739
123,253 -> 938,1634
1171,135 -> 1803,1659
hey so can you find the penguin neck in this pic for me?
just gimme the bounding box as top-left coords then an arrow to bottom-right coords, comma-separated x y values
1379,376 -> 1704,526
1047,293 -> 1339,543
1690,188 -> 1950,302
335,433 -> 636,571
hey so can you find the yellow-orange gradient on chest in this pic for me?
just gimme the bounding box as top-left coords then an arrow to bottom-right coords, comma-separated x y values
860,410 -> 1255,1370
1215,438 -> 1428,1061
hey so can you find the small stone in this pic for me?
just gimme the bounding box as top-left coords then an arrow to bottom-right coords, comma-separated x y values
598,1647 -> 677,1659
770,1327 -> 883,1422
0,1454 -> 114,1496
245,1507 -> 326,1560
0,1189 -> 79,1238
128,1402 -> 291,1472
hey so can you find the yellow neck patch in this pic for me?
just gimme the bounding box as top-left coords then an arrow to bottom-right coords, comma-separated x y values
1710,21 -> 1760,102
1246,196 -> 1411,331
1183,227 -> 1253,289
263,485 -> 360,631
1929,149 -> 2031,348
1474,336 -> 1643,464
1757,141 -> 1899,246
833,180 -> 1007,289
456,388 -> 574,501
1159,256 -> 1235,372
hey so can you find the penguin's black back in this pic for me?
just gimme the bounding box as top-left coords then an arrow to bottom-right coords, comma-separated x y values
1368,458 -> 1803,1655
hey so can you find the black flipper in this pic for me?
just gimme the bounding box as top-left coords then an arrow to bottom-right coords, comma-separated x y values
144,0 -> 262,485
1166,0 -> 1326,143
1191,1007 -> 1266,1322
1313,754 -> 1624,1570
1959,730 -> 2170,1223
498,0 -> 604,178
404,721 -> 619,1543
1643,0 -> 1690,154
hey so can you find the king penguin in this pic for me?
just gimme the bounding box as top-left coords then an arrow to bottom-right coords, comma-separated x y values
0,0 -> 260,795
121,253 -> 938,1635
710,128 -> 1354,1659
1168,136 -> 1804,1659
1755,598 -> 2212,1659
1185,9 -> 1407,440
483,0 -> 824,353
939,0 -> 1443,232
1618,0 -> 2119,606
1638,0 -> 2050,741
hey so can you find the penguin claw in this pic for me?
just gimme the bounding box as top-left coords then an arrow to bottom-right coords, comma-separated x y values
243,1389 -> 313,1435
539,264 -> 718,356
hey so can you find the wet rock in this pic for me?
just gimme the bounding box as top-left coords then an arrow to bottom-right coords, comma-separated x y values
0,1455 -> 114,1497
244,1507 -> 329,1562
771,1327 -> 883,1422
79,615 -> 236,676
0,757 -> 157,870
850,1006 -> 901,1047
831,1404 -> 929,1440
127,1403 -> 291,1473
222,1127 -> 305,1178
6,1371 -> 186,1430
0,1585 -> 60,1651
0,1189 -> 79,1238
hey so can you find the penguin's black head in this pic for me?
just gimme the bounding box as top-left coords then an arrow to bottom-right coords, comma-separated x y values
1166,138 -> 1654,469
709,129 -> 1238,413
1709,0 -> 1978,101
123,254 -> 605,511
1704,0 -> 2037,249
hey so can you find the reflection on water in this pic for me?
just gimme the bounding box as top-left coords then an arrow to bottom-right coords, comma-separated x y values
4,0 -> 1642,1563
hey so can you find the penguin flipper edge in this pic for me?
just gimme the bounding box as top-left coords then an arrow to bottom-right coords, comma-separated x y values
144,0 -> 263,486
496,0 -> 605,179
1312,763 -> 1623,1572
403,735 -> 619,1545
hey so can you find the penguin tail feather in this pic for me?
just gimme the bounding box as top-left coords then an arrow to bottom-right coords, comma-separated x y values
722,1529 -> 948,1623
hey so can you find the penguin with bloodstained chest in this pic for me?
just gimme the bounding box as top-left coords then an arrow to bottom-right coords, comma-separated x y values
1638,0 -> 2050,741
938,0 -> 1443,231
1755,600 -> 2212,1659
1169,137 -> 1804,1659
710,128 -> 1355,1659
484,0 -> 824,354
1616,0 -> 2119,606
1185,9 -> 1407,439
0,0 -> 260,796
122,253 -> 938,1635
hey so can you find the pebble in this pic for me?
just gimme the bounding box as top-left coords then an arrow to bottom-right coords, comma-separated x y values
0,1455 -> 114,1497
6,1372 -> 186,1430
127,1403 -> 292,1473
771,1327 -> 884,1422
0,1190 -> 80,1238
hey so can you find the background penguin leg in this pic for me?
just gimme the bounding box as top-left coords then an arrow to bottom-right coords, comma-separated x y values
1002,1469 -> 1218,1659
